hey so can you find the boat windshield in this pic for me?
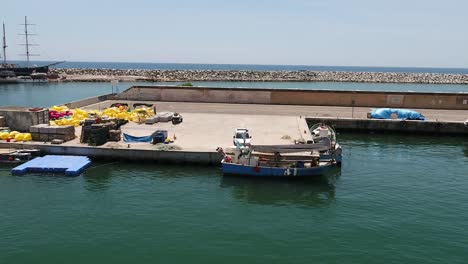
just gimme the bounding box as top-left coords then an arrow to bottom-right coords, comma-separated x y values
236,132 -> 249,139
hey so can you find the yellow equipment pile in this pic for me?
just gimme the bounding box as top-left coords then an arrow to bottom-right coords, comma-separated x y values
49,105 -> 155,126
0,131 -> 32,141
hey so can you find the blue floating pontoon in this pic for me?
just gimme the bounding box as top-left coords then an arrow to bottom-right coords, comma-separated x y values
11,155 -> 92,176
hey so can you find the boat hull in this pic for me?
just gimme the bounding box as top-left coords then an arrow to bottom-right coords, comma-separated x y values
320,153 -> 342,163
16,79 -> 48,84
0,78 -> 18,84
0,66 -> 49,76
221,161 -> 335,177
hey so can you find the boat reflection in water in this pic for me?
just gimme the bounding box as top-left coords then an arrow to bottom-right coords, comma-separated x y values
220,169 -> 341,208
82,163 -> 115,192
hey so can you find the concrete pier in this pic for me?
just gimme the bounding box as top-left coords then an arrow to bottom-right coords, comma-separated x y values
89,100 -> 468,136
1,87 -> 467,166
306,117 -> 468,135
115,85 -> 468,110
0,142 -> 222,165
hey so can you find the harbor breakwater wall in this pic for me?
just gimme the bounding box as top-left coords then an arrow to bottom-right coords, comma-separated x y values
115,86 -> 468,110
306,117 -> 468,136
52,68 -> 468,84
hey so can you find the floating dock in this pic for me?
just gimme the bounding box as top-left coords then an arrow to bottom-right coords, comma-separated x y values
11,155 -> 91,176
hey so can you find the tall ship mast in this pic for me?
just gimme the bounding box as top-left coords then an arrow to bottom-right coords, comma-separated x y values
0,16 -> 63,76
2,22 -> 7,65
20,16 -> 39,67
19,16 -> 43,70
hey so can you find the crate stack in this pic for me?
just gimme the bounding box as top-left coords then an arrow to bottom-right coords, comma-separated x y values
30,124 -> 76,142
0,116 -> 6,129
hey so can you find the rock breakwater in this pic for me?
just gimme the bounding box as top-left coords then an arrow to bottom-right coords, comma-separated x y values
51,68 -> 468,84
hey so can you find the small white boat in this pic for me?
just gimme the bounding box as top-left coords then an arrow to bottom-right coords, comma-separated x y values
0,71 -> 17,84
17,73 -> 48,83
0,149 -> 40,164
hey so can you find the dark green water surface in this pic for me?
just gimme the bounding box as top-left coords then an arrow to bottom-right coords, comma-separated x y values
1,134 -> 467,263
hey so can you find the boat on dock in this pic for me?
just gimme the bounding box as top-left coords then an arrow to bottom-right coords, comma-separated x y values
249,123 -> 342,163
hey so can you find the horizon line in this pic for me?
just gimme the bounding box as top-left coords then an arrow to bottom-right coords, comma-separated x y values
5,59 -> 468,70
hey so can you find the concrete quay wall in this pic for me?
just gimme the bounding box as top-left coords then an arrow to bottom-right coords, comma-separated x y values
64,94 -> 114,109
306,117 -> 468,135
0,142 -> 222,165
0,107 -> 49,132
116,86 -> 468,110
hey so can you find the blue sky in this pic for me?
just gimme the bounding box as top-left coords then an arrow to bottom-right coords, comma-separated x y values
1,0 -> 468,67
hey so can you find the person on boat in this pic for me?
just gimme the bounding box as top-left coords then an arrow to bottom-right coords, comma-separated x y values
311,158 -> 319,167
273,152 -> 282,167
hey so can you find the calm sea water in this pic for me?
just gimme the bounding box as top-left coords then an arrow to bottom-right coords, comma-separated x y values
1,134 -> 467,263
11,60 -> 468,74
1,81 -> 468,108
1,69 -> 468,262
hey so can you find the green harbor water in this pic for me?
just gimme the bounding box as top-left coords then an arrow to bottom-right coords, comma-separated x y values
1,82 -> 468,263
1,134 -> 467,263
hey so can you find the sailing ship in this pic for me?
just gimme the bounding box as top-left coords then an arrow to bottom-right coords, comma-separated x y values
0,16 -> 63,78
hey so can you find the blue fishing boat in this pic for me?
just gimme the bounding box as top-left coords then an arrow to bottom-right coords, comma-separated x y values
217,139 -> 339,178
217,123 -> 342,178
220,159 -> 336,177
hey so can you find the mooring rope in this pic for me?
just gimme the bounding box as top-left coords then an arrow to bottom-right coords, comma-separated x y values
86,161 -> 120,170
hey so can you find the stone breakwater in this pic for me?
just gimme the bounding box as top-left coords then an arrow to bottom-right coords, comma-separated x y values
51,68 -> 468,84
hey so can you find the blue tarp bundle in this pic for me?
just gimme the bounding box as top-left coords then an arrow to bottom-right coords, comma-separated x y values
370,108 -> 425,120
123,133 -> 152,143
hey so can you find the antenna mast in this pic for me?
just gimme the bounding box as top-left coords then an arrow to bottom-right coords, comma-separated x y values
19,16 -> 39,68
24,16 -> 31,66
1,22 -> 6,65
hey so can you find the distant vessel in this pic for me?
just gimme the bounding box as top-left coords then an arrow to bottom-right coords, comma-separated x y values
0,17 -> 63,77
0,70 -> 17,83
17,72 -> 48,83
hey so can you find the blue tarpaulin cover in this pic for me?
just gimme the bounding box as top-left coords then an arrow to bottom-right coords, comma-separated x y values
123,133 -> 152,143
370,108 -> 425,120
